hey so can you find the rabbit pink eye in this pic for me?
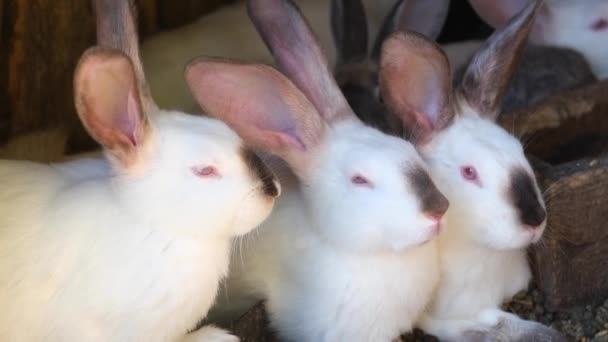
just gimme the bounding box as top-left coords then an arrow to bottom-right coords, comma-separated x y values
192,165 -> 221,178
591,18 -> 608,31
351,174 -> 372,187
461,166 -> 478,182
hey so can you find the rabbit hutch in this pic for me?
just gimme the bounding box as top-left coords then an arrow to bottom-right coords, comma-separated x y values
1,0 -> 607,341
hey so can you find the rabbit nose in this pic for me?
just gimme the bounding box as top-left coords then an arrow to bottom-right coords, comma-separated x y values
524,223 -> 543,231
425,212 -> 444,223
408,167 -> 450,220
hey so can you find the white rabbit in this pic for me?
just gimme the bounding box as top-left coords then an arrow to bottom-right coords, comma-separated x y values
141,0 -> 397,114
379,2 -> 567,341
0,1 -> 283,341
185,0 -> 450,341
455,0 -> 608,79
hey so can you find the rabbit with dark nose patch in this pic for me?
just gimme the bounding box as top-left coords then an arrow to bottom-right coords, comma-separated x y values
199,0 -> 453,340
378,1 -> 567,341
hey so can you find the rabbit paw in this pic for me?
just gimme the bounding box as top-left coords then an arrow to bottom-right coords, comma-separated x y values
514,322 -> 568,342
182,325 -> 239,342
470,308 -> 567,342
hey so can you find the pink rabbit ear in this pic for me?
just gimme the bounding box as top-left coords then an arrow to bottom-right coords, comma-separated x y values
379,31 -> 454,144
93,0 -> 156,112
185,57 -> 326,173
74,48 -> 151,168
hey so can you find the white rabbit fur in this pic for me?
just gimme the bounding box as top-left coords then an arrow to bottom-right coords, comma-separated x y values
186,0 -> 450,341
0,1 -> 282,341
404,0 -> 608,78
141,0 -> 396,113
0,114 -> 278,342
457,0 -> 608,78
530,0 -> 608,79
379,2 -> 565,341
221,123 -> 444,342
416,111 -> 543,340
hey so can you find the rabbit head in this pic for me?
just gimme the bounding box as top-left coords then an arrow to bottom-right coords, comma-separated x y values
380,1 -> 547,250
186,0 -> 449,253
331,0 -> 451,133
77,0 -> 280,237
469,0 -> 608,79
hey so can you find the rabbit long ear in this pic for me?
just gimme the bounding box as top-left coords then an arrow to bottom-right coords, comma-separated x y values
457,0 -> 542,121
331,0 -> 369,64
372,0 -> 450,60
92,0 -> 156,113
185,57 -> 326,173
74,48 -> 151,168
379,31 -> 454,144
463,310 -> 568,342
248,0 -> 355,124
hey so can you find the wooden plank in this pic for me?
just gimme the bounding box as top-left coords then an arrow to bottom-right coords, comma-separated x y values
531,154 -> 608,310
3,0 -> 96,144
500,80 -> 608,309
499,80 -> 608,163
156,0 -> 237,30
0,0 -> 11,143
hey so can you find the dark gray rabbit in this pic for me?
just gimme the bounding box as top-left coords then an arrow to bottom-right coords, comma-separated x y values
453,42 -> 597,116
454,0 -> 598,116
331,0 -> 451,134
334,0 -> 597,127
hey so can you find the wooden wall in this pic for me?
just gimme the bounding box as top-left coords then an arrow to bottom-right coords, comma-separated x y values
0,0 -> 233,151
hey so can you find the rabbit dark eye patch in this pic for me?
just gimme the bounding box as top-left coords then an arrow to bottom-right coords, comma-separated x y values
509,168 -> 546,227
408,167 -> 449,217
241,147 -> 279,198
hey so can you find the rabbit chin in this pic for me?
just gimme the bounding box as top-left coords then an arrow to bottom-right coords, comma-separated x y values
445,210 -> 541,251
230,195 -> 276,237
330,221 -> 440,254
388,228 -> 438,252
385,215 -> 444,252
473,221 -> 542,251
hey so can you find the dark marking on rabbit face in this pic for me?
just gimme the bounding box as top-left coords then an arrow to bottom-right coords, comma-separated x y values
408,167 -> 449,218
241,147 -> 280,198
508,168 -> 545,228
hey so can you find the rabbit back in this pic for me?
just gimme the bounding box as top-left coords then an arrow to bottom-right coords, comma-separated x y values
453,44 -> 598,116
0,161 -> 232,341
